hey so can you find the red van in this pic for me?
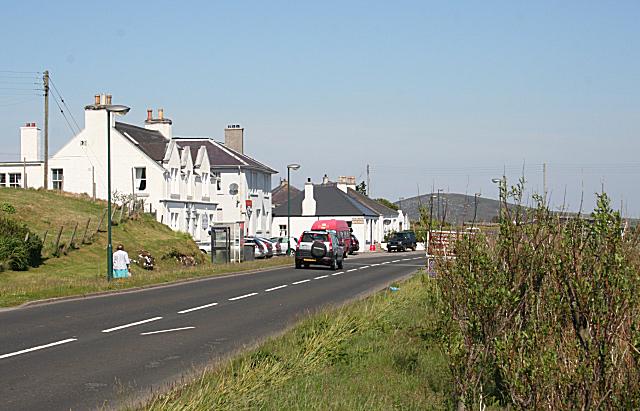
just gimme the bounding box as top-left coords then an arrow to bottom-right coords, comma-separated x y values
311,219 -> 352,257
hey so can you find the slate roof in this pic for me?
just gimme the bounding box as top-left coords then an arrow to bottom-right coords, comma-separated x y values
271,181 -> 301,207
273,183 -> 379,217
115,122 -> 168,162
174,138 -> 277,174
347,188 -> 398,218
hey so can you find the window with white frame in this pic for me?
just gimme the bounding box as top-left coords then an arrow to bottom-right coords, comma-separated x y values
134,167 -> 147,191
0,173 -> 6,187
202,172 -> 209,198
170,168 -> 179,194
9,173 -> 21,188
212,172 -> 221,191
170,212 -> 179,229
52,168 -> 63,190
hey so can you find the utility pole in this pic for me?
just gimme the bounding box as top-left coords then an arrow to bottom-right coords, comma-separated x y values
43,70 -> 49,189
366,164 -> 370,197
543,162 -> 547,204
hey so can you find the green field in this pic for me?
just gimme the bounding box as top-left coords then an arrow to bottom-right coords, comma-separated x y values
142,273 -> 451,411
0,188 -> 291,307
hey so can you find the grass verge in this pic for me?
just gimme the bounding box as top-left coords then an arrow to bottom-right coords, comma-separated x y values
0,188 -> 292,307
141,272 -> 451,410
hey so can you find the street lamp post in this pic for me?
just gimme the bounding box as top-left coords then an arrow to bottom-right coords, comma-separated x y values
105,104 -> 130,281
286,163 -> 300,255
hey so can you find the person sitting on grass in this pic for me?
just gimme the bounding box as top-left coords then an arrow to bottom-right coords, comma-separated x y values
113,244 -> 131,279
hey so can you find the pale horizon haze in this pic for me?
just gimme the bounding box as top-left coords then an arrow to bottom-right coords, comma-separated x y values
0,1 -> 638,215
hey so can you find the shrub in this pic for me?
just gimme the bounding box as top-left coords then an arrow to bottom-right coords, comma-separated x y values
0,216 -> 43,271
437,180 -> 640,410
0,202 -> 16,214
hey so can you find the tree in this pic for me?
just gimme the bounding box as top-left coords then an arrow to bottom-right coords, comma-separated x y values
375,198 -> 399,211
355,181 -> 367,195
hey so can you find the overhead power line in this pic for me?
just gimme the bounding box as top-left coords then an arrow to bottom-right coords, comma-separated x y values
49,75 -> 81,132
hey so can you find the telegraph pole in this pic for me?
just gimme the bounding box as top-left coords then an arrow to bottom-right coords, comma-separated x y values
43,70 -> 49,189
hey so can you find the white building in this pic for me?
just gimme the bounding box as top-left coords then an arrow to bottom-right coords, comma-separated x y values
272,175 -> 409,249
0,94 -> 276,248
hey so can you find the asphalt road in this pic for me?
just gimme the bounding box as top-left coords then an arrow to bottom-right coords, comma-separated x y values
0,251 -> 425,411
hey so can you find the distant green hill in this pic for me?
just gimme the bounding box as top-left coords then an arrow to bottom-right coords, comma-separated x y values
396,193 -> 502,224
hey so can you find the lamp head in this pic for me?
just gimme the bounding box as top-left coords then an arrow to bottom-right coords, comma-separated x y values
104,104 -> 131,115
287,163 -> 301,171
491,178 -> 502,184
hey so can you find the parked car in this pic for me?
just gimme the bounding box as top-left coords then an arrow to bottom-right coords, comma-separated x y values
295,230 -> 344,270
245,237 -> 266,259
250,236 -> 274,258
257,236 -> 279,257
198,242 -> 211,254
349,234 -> 360,254
268,236 -> 289,255
387,231 -> 417,252
311,219 -> 352,257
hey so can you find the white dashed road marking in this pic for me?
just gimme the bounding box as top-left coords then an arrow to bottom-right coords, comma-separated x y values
0,338 -> 78,360
392,260 -> 400,263
141,327 -> 195,336
381,261 -> 390,265
346,269 -> 358,272
359,265 -> 370,270
178,302 -> 218,314
371,263 -> 380,266
331,271 -> 344,276
402,258 -> 411,261
229,292 -> 258,301
292,279 -> 310,285
314,275 -> 329,280
265,284 -> 288,292
102,317 -> 163,333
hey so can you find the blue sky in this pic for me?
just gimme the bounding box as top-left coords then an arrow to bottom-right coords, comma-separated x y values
1,1 -> 639,215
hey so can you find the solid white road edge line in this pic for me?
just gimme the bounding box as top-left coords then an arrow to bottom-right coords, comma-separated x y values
265,284 -> 288,292
0,338 -> 78,360
178,302 -> 218,314
102,317 -> 163,333
292,279 -> 310,285
314,275 -> 329,280
141,327 -> 195,336
229,292 -> 259,301
331,271 -> 344,276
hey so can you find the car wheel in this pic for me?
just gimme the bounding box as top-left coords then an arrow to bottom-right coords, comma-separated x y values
337,258 -> 343,269
304,262 -> 310,268
295,260 -> 302,269
310,241 -> 327,258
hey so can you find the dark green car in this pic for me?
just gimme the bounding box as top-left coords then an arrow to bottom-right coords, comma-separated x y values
387,231 -> 417,252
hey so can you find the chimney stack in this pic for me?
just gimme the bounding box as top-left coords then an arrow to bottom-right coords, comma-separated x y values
224,124 -> 244,154
322,174 -> 330,184
20,122 -> 41,161
301,177 -> 316,216
144,107 -> 172,140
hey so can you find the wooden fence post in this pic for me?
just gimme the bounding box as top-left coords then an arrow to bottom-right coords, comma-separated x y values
64,222 -> 79,253
81,218 -> 91,244
53,225 -> 64,257
42,229 -> 48,244
96,209 -> 107,233
118,204 -> 125,224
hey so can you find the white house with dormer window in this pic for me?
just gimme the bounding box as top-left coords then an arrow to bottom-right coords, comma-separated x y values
0,94 -> 276,248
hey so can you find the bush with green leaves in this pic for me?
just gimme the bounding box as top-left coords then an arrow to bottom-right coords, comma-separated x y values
437,179 -> 640,410
0,216 -> 43,271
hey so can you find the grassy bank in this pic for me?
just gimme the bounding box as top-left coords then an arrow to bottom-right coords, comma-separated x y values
142,272 -> 451,410
0,188 -> 292,307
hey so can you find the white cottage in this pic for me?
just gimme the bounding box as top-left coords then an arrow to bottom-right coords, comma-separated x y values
0,94 -> 276,248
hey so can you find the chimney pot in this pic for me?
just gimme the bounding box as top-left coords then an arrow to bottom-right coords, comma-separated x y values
106,94 -> 112,105
307,177 -> 311,183
147,109 -> 152,121
94,94 -> 100,105
158,108 -> 164,120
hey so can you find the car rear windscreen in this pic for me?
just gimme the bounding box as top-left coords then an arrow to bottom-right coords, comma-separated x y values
301,233 -> 328,242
